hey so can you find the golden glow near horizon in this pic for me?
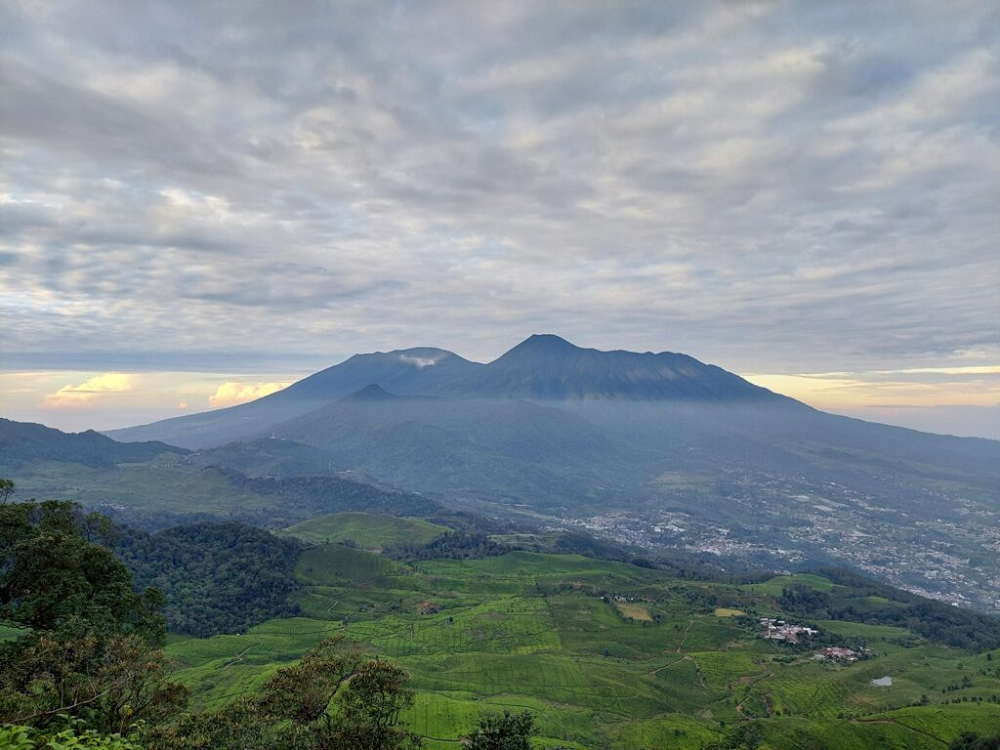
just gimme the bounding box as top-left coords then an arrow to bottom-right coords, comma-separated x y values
742,367 -> 1000,410
40,373 -> 134,408
0,371 -> 296,432
208,381 -> 293,408
0,365 -> 997,435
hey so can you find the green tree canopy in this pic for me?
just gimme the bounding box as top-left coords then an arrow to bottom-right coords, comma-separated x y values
951,732 -> 1000,750
151,634 -> 420,750
464,710 -> 536,750
0,500 -> 185,735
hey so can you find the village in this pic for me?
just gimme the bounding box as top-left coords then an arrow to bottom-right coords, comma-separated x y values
758,618 -> 870,663
759,617 -> 818,643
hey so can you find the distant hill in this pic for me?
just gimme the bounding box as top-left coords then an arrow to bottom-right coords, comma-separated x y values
0,417 -> 186,467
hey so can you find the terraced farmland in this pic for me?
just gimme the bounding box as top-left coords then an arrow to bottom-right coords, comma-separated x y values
166,515 -> 1000,749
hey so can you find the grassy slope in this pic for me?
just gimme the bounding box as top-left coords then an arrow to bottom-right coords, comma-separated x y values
0,460 -> 274,514
282,512 -> 448,549
164,520 -> 1000,749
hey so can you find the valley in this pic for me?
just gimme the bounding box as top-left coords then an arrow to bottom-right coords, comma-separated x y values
162,512 -> 1000,749
565,471 -> 1000,611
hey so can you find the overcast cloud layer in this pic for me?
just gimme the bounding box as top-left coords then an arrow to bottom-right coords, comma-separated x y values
1,1 -> 999,433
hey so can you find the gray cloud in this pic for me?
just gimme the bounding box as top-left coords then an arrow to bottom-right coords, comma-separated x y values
0,0 -> 998,378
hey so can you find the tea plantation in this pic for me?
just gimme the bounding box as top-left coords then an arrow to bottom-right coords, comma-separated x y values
165,517 -> 1000,749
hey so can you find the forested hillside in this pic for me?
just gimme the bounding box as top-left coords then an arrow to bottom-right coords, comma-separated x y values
0,417 -> 185,467
118,522 -> 304,636
0,497 -> 431,750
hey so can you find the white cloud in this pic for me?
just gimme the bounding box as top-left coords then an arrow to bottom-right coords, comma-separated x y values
41,373 -> 133,408
399,354 -> 441,369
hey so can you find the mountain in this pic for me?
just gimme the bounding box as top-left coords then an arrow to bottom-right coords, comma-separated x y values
108,335 -> 784,447
85,335 -> 1000,612
107,347 -> 480,448
0,417 -> 186,467
450,333 -> 787,401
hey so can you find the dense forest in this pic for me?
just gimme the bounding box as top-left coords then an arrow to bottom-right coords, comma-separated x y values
117,522 -> 304,637
386,531 -> 508,561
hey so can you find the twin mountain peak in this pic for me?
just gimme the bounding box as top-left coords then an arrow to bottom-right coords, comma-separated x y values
107,334 -> 790,448
296,333 -> 781,404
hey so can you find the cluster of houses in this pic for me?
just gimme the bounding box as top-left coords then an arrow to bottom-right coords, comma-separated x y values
758,619 -> 871,663
813,646 -> 860,662
759,617 -> 818,643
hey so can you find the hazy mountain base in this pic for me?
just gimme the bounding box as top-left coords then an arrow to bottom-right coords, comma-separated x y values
7,391 -> 1000,613
165,514 -> 1000,750
139,398 -> 1000,613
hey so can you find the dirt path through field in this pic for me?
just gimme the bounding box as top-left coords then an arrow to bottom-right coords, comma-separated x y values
222,640 -> 261,669
676,620 -> 693,652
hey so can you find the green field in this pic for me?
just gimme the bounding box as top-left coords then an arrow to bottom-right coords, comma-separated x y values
0,624 -> 27,642
165,514 -> 1000,749
0,460 -> 275,514
283,511 -> 448,549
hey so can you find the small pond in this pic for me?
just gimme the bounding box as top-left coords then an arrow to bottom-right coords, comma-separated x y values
871,676 -> 893,687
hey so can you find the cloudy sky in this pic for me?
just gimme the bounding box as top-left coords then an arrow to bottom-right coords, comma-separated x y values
1,1 -> 998,437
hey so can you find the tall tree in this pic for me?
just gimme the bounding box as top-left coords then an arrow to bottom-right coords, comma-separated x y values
464,710 -> 536,750
151,635 -> 420,750
0,500 -> 185,735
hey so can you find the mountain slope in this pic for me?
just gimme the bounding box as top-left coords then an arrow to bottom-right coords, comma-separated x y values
107,347 -> 480,448
0,417 -> 186,467
252,391 -> 645,504
107,335 -> 790,447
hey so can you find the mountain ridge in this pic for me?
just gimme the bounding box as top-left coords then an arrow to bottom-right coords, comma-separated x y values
107,334 -> 791,447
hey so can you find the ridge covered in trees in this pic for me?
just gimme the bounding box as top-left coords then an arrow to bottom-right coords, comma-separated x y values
117,522 -> 304,637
